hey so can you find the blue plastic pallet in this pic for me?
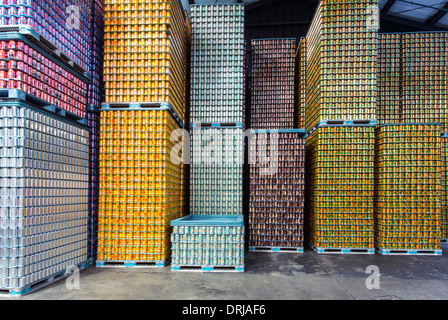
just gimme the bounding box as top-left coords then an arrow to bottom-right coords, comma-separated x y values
171,265 -> 245,272
0,260 -> 90,297
96,260 -> 168,268
311,244 -> 375,255
171,215 -> 244,227
249,246 -> 304,253
101,102 -> 184,129
309,119 -> 378,134
190,123 -> 243,128
377,248 -> 442,256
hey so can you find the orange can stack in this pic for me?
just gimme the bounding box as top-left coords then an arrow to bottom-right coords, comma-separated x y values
97,109 -> 184,265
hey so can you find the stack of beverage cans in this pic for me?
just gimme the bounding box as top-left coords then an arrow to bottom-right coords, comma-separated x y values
306,126 -> 376,253
442,135 -> 448,241
248,130 -> 306,252
401,32 -> 447,131
305,0 -> 377,131
97,109 -> 184,265
103,0 -> 189,123
190,4 -> 245,124
377,33 -> 401,125
171,4 -> 245,272
0,0 -> 91,70
250,38 -> 296,129
295,37 -> 306,129
375,124 -> 442,254
0,103 -> 90,295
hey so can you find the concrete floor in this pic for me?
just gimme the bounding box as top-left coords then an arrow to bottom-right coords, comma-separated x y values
5,243 -> 448,300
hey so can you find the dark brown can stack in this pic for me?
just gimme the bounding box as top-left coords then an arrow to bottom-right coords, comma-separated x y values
250,38 -> 296,129
248,129 -> 306,252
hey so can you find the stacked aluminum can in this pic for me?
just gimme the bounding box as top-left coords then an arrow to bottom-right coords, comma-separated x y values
171,4 -> 245,271
377,33 -> 401,125
0,104 -> 89,292
306,0 -> 378,131
250,38 -> 296,129
375,124 -> 442,253
190,4 -> 245,124
295,37 -> 306,129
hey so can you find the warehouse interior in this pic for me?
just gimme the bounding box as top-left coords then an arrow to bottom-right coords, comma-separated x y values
1,0 -> 448,302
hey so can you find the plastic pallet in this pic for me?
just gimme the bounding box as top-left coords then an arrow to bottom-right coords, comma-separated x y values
308,119 -> 377,134
442,239 -> 448,243
190,123 -> 243,128
311,244 -> 375,255
101,102 -> 184,129
171,265 -> 245,272
249,246 -> 304,253
0,261 -> 90,297
0,98 -> 88,128
96,260 -> 169,268
377,248 -> 442,256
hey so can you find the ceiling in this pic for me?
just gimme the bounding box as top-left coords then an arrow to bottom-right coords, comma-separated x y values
379,0 -> 448,29
181,0 -> 448,30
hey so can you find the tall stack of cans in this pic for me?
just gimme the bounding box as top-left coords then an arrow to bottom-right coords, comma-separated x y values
295,37 -> 306,129
375,124 -> 442,255
0,0 -> 92,70
401,32 -> 447,131
171,4 -> 245,272
306,0 -> 377,131
0,14 -> 92,294
377,33 -> 401,125
306,126 -> 376,253
86,0 -> 104,263
248,130 -> 306,252
97,0 -> 189,267
103,0 -> 188,124
250,38 -> 296,129
442,135 -> 448,241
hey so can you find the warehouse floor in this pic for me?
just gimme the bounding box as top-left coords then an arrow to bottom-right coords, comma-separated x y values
5,243 -> 448,300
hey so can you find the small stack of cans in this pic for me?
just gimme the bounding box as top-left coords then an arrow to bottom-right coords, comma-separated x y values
377,33 -> 401,125
305,0 -> 377,131
401,32 -> 448,131
97,109 -> 183,264
306,126 -> 375,252
190,127 -> 243,216
375,124 -> 442,253
295,37 -> 306,129
248,130 -> 306,251
190,4 -> 245,124
0,103 -> 89,294
0,34 -> 89,118
0,0 -> 91,70
171,220 -> 245,269
250,38 -> 296,129
103,0 -> 189,123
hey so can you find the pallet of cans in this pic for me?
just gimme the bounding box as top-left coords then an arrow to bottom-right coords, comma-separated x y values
442,134 -> 448,241
190,127 -> 243,216
306,125 -> 375,254
378,33 -> 401,125
87,106 -> 100,263
97,108 -> 184,267
0,0 -> 92,70
0,101 -> 90,296
250,38 -> 296,129
103,0 -> 189,123
190,4 -> 245,124
401,32 -> 448,132
88,0 -> 105,110
171,215 -> 244,272
0,27 -> 90,118
305,0 -> 377,131
295,37 -> 306,129
248,129 -> 306,253
375,124 -> 442,255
